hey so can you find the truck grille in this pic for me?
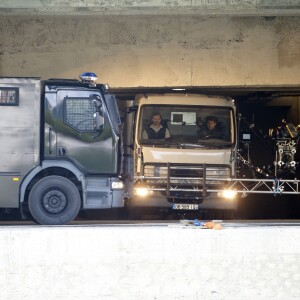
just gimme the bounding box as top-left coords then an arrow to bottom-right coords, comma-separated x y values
143,164 -> 231,180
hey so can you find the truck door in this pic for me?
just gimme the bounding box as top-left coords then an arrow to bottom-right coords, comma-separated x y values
52,89 -> 118,174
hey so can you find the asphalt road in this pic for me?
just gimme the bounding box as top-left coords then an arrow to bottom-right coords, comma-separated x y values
1,192 -> 300,225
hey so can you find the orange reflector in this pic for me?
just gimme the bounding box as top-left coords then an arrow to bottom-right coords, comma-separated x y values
13,177 -> 20,181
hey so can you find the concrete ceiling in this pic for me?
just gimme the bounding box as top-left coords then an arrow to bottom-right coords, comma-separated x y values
1,0 -> 300,16
111,85 -> 300,101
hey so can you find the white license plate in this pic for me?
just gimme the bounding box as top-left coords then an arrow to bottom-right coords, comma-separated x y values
172,204 -> 199,210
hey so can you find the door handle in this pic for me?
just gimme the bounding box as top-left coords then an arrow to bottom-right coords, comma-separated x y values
58,147 -> 67,156
49,127 -> 52,154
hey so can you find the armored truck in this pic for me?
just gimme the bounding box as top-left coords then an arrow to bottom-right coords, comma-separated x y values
0,74 -> 124,225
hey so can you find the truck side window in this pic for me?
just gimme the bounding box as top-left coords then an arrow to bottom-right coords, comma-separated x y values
64,97 -> 96,132
0,87 -> 19,106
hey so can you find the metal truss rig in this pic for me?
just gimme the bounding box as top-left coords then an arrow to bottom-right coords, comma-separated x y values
208,177 -> 300,197
134,176 -> 300,197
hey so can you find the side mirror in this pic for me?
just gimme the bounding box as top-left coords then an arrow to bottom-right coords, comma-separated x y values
93,98 -> 104,131
128,105 -> 138,114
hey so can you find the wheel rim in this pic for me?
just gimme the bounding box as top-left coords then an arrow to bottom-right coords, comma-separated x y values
42,189 -> 67,214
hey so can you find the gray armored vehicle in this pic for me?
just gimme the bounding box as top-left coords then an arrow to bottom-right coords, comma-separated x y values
0,74 -> 124,225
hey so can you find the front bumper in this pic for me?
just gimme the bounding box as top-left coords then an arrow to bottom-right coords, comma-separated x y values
132,163 -> 236,208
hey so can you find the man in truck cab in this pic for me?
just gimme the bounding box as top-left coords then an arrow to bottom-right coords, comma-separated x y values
198,115 -> 226,139
142,112 -> 171,140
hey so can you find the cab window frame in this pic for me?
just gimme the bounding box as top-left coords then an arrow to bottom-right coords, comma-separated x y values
63,96 -> 97,133
138,104 -> 235,145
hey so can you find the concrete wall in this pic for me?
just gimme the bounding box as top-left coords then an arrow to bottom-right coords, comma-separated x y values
0,15 -> 300,87
1,225 -> 300,300
1,0 -> 300,16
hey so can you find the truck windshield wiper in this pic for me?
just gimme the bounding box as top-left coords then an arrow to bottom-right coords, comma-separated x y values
200,141 -> 232,148
141,139 -> 172,147
179,143 -> 205,149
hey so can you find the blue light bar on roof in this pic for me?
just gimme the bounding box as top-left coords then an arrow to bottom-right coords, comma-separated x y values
79,72 -> 98,83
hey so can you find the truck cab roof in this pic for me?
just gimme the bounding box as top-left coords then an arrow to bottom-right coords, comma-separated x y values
136,93 -> 234,107
44,79 -> 107,93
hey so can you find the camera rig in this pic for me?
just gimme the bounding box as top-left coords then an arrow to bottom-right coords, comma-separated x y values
231,115 -> 300,197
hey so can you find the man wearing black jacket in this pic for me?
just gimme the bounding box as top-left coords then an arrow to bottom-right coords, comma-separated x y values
198,116 -> 226,139
142,112 -> 170,139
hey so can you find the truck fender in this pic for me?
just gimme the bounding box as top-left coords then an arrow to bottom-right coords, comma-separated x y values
20,160 -> 85,203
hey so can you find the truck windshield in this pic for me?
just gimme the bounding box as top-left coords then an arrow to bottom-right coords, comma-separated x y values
138,105 -> 234,147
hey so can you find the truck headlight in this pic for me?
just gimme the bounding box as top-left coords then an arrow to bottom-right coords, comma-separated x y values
221,190 -> 237,199
135,187 -> 149,197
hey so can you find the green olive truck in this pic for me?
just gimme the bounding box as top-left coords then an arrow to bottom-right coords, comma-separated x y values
0,75 -> 124,224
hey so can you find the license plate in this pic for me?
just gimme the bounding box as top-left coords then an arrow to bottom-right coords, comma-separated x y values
172,204 -> 199,210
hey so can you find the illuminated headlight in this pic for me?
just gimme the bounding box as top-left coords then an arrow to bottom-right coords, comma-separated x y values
221,190 -> 237,200
111,181 -> 124,189
144,166 -> 168,177
135,187 -> 149,197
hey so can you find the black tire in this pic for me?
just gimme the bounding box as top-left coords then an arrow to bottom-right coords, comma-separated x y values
28,176 -> 81,225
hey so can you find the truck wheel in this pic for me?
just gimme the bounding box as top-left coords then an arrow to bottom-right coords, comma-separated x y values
28,176 -> 81,225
